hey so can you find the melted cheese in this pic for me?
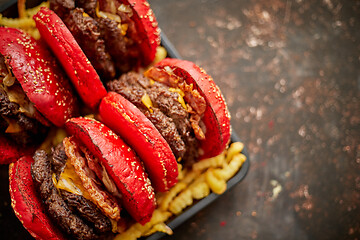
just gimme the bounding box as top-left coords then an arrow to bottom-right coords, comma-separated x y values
6,84 -> 36,116
55,160 -> 91,200
141,93 -> 154,113
5,119 -> 22,133
169,88 -> 187,110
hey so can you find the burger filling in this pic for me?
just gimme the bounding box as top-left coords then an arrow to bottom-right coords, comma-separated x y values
106,70 -> 207,166
0,54 -> 49,146
31,139 -> 131,240
62,136 -> 122,221
50,0 -> 143,81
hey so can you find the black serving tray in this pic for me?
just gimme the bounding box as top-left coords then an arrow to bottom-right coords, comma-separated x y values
0,1 -> 250,239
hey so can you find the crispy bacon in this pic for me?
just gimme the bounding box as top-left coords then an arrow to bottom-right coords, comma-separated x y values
190,114 -> 205,140
63,136 -> 121,221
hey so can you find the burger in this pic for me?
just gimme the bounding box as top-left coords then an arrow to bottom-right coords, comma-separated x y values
10,117 -> 161,239
9,58 -> 231,239
33,7 -> 108,110
6,3 -> 233,240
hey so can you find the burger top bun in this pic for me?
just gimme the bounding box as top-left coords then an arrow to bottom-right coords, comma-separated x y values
0,27 -> 78,127
33,8 -> 107,110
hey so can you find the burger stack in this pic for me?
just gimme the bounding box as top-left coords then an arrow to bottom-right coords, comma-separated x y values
0,1 -> 232,239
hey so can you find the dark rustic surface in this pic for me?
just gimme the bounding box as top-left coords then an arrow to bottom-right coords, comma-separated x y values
1,0 -> 360,240
148,0 -> 360,239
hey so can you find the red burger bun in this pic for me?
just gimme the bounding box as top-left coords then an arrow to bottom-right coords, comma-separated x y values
99,91 -> 178,192
33,8 -> 107,110
0,27 -> 78,127
0,134 -> 35,164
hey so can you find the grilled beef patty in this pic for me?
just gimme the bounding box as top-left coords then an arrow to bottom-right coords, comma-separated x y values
64,8 -> 116,80
31,143 -> 112,240
60,190 -> 112,233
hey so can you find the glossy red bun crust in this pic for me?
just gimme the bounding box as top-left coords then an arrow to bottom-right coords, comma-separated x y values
0,134 -> 35,164
0,27 -> 78,127
33,8 -> 107,110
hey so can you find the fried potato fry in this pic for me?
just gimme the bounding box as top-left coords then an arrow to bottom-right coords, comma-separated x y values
177,163 -> 186,180
189,175 -> 210,199
169,189 -> 193,215
213,153 -> 247,181
181,169 -> 201,184
0,1 -> 49,39
192,151 -> 226,171
205,169 -> 227,194
114,210 -> 172,240
24,1 -> 49,17
143,222 -> 173,236
17,0 -> 26,18
159,182 -> 187,211
0,16 -> 35,28
226,142 -> 244,163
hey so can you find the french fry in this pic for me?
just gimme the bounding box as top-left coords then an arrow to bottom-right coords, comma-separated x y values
114,210 -> 172,240
24,1 -> 49,16
192,151 -> 226,171
159,182 -> 187,211
0,1 -> 49,39
177,163 -> 186,180
189,175 -> 210,200
181,169 -> 200,184
226,142 -> 244,163
143,222 -> 173,236
0,16 -> 35,28
18,0 -> 26,18
169,189 -> 193,215
205,169 -> 227,194
24,28 -> 40,39
213,153 -> 247,181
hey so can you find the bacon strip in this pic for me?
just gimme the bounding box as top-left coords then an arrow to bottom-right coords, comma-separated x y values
63,136 -> 121,221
